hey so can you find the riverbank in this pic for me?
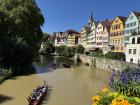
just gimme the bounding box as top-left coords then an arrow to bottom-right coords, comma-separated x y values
77,54 -> 140,72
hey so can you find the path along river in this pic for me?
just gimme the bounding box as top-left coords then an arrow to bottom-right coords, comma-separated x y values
0,55 -> 111,105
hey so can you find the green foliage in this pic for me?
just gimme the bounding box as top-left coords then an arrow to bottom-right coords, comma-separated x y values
90,49 -> 104,58
55,46 -> 75,58
55,45 -> 67,56
42,33 -> 49,42
110,69 -> 140,97
0,68 -> 12,83
85,51 -> 90,55
0,0 -> 44,75
105,52 -> 125,60
75,45 -> 85,54
92,89 -> 140,105
0,37 -> 35,75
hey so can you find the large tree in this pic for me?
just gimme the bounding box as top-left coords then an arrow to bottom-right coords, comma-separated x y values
0,0 -> 44,74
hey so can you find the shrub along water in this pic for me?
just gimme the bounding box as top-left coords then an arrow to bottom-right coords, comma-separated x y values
55,45 -> 75,58
0,68 -> 12,84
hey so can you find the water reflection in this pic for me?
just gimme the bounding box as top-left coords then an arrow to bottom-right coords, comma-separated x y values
0,55 -> 111,105
35,55 -> 111,105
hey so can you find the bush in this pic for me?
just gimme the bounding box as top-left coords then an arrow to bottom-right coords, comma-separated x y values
92,87 -> 140,105
75,45 -> 85,54
109,68 -> 140,97
90,49 -> 104,58
85,51 -> 90,55
0,37 -> 35,75
105,52 -> 125,61
55,45 -> 67,56
91,52 -> 104,58
55,46 -> 75,58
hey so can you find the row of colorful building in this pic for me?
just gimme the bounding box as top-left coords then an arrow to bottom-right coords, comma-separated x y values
47,11 -> 140,64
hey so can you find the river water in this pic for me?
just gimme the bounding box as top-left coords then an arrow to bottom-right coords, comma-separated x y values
0,55 -> 111,105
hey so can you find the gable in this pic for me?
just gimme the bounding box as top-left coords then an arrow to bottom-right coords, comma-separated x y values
125,12 -> 139,23
97,23 -> 103,30
111,17 -> 123,26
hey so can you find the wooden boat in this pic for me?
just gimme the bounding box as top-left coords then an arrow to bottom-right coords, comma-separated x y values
63,64 -> 71,68
27,82 -> 48,105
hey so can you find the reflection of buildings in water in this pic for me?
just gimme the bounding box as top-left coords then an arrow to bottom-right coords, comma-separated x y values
67,67 -> 111,95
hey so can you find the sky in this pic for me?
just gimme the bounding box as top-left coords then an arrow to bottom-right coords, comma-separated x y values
35,0 -> 140,34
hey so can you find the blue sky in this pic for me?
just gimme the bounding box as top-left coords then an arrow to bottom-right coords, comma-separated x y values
36,0 -> 140,34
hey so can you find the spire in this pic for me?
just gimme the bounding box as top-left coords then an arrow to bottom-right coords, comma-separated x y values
88,11 -> 94,27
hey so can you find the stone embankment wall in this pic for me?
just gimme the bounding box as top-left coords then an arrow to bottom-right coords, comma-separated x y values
77,54 -> 140,72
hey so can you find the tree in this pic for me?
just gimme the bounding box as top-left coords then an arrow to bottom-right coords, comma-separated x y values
0,0 -> 44,75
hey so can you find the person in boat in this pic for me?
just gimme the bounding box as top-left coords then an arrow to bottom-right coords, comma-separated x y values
51,63 -> 56,69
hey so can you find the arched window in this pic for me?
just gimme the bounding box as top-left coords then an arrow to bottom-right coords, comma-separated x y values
137,37 -> 140,44
132,38 -> 135,44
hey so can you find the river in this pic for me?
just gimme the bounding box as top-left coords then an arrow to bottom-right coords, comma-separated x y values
0,55 -> 111,105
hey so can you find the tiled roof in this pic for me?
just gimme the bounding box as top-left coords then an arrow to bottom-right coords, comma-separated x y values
101,19 -> 113,27
65,29 -> 79,34
133,11 -> 140,17
117,16 -> 127,23
101,19 -> 113,32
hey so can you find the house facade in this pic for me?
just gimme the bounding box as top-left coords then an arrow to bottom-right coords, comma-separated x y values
80,26 -> 90,49
87,13 -> 97,50
126,34 -> 140,64
96,22 -> 104,49
54,32 -> 67,46
109,16 -> 126,52
102,20 -> 113,54
124,11 -> 140,45
67,30 -> 80,46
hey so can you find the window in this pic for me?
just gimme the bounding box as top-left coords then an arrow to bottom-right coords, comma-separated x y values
118,40 -> 120,44
127,24 -> 130,28
121,47 -> 123,51
132,38 -> 135,44
130,58 -> 133,63
133,49 -> 136,54
115,20 -> 118,23
129,49 -> 132,54
130,23 -> 132,27
137,37 -> 140,44
127,30 -> 129,34
133,22 -> 136,26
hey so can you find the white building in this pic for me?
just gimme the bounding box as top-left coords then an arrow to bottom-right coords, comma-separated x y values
54,32 -> 67,46
96,22 -> 104,49
102,20 -> 113,54
102,27 -> 110,54
126,34 -> 140,64
87,13 -> 97,50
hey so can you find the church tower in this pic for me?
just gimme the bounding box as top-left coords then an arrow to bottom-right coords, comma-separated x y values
88,12 -> 94,27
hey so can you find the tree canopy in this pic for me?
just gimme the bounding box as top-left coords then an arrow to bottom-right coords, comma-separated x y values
0,0 -> 44,75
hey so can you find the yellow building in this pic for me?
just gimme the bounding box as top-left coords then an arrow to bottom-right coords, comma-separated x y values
80,26 -> 90,48
67,33 -> 80,46
109,16 -> 126,52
